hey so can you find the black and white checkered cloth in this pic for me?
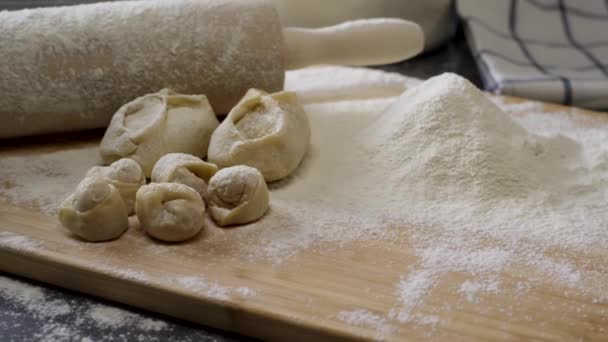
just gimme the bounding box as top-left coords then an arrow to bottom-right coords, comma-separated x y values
458,0 -> 608,109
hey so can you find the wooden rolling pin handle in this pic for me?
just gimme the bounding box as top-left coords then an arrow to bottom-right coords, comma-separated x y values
283,18 -> 424,70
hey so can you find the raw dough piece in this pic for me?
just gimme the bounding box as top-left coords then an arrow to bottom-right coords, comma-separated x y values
206,165 -> 269,226
135,183 -> 205,242
58,176 -> 129,242
100,89 -> 219,177
207,89 -> 310,182
151,153 -> 217,199
86,158 -> 146,215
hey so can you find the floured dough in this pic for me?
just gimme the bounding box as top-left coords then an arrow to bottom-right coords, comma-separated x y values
207,89 -> 310,182
58,176 -> 129,242
100,89 -> 219,177
86,158 -> 146,215
206,165 -> 269,226
135,183 -> 205,242
151,153 -> 217,199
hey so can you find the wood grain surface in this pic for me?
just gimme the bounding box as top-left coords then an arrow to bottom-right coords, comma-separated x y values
1,97 -> 607,341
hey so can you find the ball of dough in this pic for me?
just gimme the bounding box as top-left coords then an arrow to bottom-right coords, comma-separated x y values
135,183 -> 205,242
207,89 -> 310,182
151,153 -> 218,199
206,165 -> 269,226
100,88 -> 219,177
58,176 -> 129,242
86,158 -> 146,215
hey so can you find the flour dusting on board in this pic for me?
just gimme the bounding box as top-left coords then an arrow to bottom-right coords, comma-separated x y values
336,309 -> 396,339
458,279 -> 500,303
174,276 -> 231,301
172,276 -> 256,301
0,146 -> 100,214
1,67 -> 608,337
109,268 -> 150,283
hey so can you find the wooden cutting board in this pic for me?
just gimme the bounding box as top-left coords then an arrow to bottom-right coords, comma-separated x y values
1,96 -> 607,341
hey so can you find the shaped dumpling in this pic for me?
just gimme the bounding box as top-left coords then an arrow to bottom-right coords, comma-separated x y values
86,158 -> 145,215
206,165 -> 269,226
100,89 -> 219,177
207,89 -> 310,182
151,153 -> 217,199
135,183 -> 205,242
58,176 -> 129,242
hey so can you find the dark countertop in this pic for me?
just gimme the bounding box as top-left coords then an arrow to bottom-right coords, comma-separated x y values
0,18 -> 482,342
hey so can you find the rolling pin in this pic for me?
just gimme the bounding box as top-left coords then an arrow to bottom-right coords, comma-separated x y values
0,0 -> 423,138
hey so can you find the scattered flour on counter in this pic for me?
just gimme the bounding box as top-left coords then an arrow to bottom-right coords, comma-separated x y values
88,306 -> 133,328
87,305 -> 168,331
0,276 -> 71,319
0,275 -> 171,341
0,145 -> 100,214
35,323 -> 79,342
137,318 -> 169,332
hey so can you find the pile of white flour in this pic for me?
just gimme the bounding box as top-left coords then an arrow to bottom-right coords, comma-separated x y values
1,66 -> 607,336
361,73 -> 608,249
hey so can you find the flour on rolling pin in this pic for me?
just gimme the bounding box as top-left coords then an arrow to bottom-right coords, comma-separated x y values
0,0 -> 285,137
0,0 -> 423,138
